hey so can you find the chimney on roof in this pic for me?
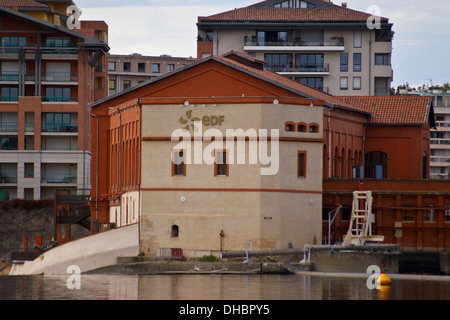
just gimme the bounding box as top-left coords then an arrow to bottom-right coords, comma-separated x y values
342,2 -> 347,8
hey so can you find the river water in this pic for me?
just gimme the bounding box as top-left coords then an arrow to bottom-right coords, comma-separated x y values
1,274 -> 449,300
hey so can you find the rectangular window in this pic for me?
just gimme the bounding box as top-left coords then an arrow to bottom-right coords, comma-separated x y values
297,151 -> 307,178
445,204 -> 450,222
340,77 -> 348,90
108,61 -> 116,71
375,53 -> 389,65
123,80 -> 131,90
424,204 -> 435,222
138,63 -> 145,73
172,150 -> 186,176
353,77 -> 361,90
24,163 -> 34,178
299,77 -> 323,91
299,53 -> 324,72
167,64 -> 175,72
353,30 -> 362,48
340,53 -> 348,72
109,79 -> 116,90
0,137 -> 18,150
1,87 -> 18,101
45,37 -> 71,48
2,36 -> 26,53
206,31 -> 214,42
215,150 -> 228,177
402,204 -> 415,221
264,53 -> 288,71
42,113 -> 75,132
152,63 -> 160,73
44,87 -> 71,102
123,62 -> 131,72
353,53 -> 362,72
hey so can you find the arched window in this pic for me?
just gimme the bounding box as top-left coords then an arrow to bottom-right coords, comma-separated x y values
297,122 -> 307,132
422,152 -> 428,179
334,147 -> 339,177
171,225 -> 179,238
308,123 -> 319,133
285,122 -> 295,131
365,151 -> 387,178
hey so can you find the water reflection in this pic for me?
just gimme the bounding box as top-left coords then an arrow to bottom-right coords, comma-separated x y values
0,274 -> 449,300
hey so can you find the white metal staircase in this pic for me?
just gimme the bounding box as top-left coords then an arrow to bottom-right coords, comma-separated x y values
342,191 -> 384,246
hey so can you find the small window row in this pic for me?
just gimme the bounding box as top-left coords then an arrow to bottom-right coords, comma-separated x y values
285,121 -> 319,133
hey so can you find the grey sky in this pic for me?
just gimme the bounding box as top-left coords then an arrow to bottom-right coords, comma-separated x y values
75,0 -> 450,88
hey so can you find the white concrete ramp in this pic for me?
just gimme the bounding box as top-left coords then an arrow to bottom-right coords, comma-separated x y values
10,223 -> 139,275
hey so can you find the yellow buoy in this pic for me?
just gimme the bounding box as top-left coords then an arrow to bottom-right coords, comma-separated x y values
377,272 -> 391,286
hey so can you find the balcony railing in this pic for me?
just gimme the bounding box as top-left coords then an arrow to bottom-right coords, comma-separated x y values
41,96 -> 78,103
0,173 -> 17,184
268,63 -> 329,73
0,96 -> 18,102
1,71 -> 77,83
42,147 -> 78,151
431,138 -> 450,146
0,71 -> 19,81
435,121 -> 450,128
1,43 -> 78,54
41,44 -> 78,55
430,156 -> 450,164
244,37 -> 344,47
41,173 -> 77,184
41,122 -> 78,133
42,71 -> 78,82
0,122 -> 18,132
25,122 -> 34,132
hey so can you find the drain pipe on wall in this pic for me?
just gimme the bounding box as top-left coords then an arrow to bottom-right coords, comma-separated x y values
89,112 -> 99,221
327,108 -> 332,178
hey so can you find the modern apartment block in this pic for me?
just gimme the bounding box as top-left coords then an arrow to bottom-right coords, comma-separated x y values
0,3 -> 109,200
410,90 -> 450,179
108,54 -> 196,95
197,0 -> 394,96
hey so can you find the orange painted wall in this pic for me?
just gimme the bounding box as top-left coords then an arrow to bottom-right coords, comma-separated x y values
323,179 -> 450,251
323,108 -> 367,178
364,125 -> 430,179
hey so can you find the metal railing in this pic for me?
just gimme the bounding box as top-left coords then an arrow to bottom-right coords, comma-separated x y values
41,96 -> 78,103
25,122 -> 34,132
41,122 -> 78,133
268,63 -> 330,73
431,138 -> 450,145
42,71 -> 78,82
0,173 -> 17,184
41,172 -> 77,184
244,37 -> 344,47
0,95 -> 18,102
0,122 -> 18,132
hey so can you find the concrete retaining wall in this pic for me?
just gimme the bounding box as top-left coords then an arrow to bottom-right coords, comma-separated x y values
9,223 -> 139,275
311,251 -> 399,273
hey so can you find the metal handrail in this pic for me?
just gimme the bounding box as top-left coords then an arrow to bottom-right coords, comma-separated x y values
245,36 -> 344,47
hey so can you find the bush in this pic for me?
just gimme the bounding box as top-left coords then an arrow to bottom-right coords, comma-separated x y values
198,255 -> 218,262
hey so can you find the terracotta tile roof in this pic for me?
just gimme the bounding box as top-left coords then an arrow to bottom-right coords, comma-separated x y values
199,7 -> 388,23
336,96 -> 432,125
215,52 -> 360,111
0,0 -> 48,8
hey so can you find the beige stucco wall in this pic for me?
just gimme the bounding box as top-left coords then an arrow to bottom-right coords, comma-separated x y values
139,102 -> 323,257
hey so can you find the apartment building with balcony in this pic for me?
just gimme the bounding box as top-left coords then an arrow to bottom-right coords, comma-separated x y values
0,4 -> 109,200
108,53 -> 196,95
408,90 -> 450,179
197,0 -> 394,96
